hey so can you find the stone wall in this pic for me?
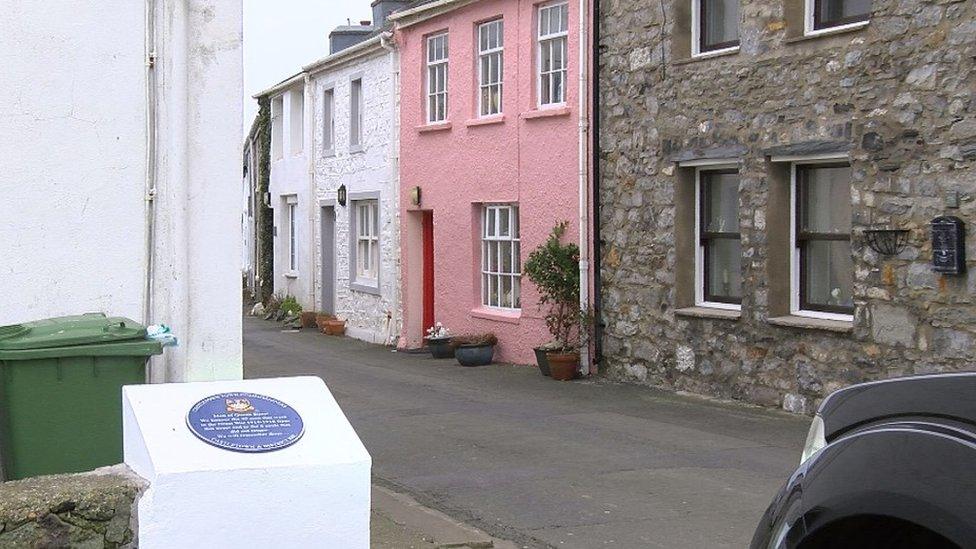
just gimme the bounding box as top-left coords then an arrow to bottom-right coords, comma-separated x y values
598,0 -> 975,413
0,466 -> 145,548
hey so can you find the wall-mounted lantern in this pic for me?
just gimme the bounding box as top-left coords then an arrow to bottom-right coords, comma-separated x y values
864,227 -> 910,256
932,215 -> 966,275
337,184 -> 347,207
410,186 -> 422,207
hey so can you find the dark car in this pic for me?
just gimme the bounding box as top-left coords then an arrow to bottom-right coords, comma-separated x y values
751,373 -> 976,549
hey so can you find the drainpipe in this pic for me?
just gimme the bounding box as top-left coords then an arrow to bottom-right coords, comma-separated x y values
380,32 -> 401,346
577,0 -> 591,375
143,0 -> 158,380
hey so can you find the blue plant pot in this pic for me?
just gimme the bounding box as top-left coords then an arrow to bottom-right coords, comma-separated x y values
426,337 -> 454,359
455,344 -> 494,367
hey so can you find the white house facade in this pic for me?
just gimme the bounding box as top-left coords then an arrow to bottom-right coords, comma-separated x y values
0,0 -> 244,383
306,34 -> 401,344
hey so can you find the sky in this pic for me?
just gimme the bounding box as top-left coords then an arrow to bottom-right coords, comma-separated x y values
243,0 -> 373,131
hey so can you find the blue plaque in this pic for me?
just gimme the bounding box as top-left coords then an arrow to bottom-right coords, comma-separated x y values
186,392 -> 305,453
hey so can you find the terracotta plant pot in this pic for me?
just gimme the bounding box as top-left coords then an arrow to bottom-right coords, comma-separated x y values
315,314 -> 335,333
546,351 -> 579,381
533,347 -> 552,377
426,337 -> 454,359
322,319 -> 346,336
300,311 -> 318,329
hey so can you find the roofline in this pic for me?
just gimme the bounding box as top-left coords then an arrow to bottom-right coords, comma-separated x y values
303,32 -> 392,75
252,71 -> 305,99
386,0 -> 479,28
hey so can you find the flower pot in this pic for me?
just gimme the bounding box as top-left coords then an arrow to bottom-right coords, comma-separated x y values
426,337 -> 454,359
315,314 -> 336,333
533,347 -> 552,377
322,319 -> 346,336
546,351 -> 579,381
300,311 -> 318,329
455,344 -> 494,367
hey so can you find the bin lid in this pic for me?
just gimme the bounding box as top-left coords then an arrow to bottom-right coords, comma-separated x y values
0,313 -> 149,351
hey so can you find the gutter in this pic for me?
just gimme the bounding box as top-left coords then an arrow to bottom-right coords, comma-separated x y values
304,33 -> 391,75
253,71 -> 305,100
386,0 -> 478,28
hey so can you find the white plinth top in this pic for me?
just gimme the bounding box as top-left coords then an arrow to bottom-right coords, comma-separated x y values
123,375 -> 370,479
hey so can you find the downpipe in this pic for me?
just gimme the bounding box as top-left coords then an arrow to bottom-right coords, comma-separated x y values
143,0 -> 158,381
577,0 -> 591,375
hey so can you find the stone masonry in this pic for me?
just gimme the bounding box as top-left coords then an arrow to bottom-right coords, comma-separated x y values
598,0 -> 975,413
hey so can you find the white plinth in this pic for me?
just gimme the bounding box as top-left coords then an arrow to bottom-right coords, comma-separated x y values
123,376 -> 371,549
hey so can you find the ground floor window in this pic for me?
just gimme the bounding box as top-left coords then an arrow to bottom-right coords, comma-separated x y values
286,196 -> 298,273
794,162 -> 853,316
697,168 -> 741,306
481,204 -> 521,309
353,200 -> 379,284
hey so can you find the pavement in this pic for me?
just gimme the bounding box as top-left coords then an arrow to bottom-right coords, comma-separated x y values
244,317 -> 810,548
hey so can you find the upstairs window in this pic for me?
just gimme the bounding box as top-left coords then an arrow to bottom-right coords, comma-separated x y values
697,169 -> 741,307
271,96 -> 283,161
482,205 -> 521,310
322,87 -> 335,154
350,78 -> 363,148
426,33 -> 449,123
477,20 -> 504,117
537,2 -> 568,107
794,163 -> 853,316
290,91 -> 304,155
693,0 -> 739,55
808,0 -> 870,32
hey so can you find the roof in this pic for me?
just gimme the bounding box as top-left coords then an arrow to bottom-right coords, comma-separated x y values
386,0 -> 479,28
252,71 -> 305,99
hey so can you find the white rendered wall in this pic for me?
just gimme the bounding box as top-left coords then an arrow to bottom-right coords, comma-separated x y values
0,1 -> 244,382
312,50 -> 401,344
269,86 -> 313,308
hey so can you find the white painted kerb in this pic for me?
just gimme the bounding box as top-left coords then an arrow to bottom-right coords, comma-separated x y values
123,376 -> 371,548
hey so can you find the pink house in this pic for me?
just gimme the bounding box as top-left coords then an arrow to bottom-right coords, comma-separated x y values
391,0 -> 594,367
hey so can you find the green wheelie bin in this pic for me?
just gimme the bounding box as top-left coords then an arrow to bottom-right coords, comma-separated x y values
0,313 -> 162,480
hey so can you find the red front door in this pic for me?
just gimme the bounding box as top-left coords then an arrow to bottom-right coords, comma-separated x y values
422,211 -> 435,337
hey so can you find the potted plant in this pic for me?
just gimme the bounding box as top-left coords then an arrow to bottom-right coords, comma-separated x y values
532,341 -> 560,377
315,312 -> 335,333
425,322 -> 453,358
321,316 -> 347,336
452,333 -> 498,367
300,311 -> 318,329
524,222 -> 583,381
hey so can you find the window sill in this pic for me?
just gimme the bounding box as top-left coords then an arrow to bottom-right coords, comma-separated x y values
350,281 -> 380,296
785,21 -> 869,44
470,307 -> 521,324
284,271 -> 299,279
349,144 -> 364,154
768,315 -> 853,333
322,149 -> 336,158
674,46 -> 740,65
520,106 -> 570,120
416,122 -> 452,133
465,115 -> 505,127
674,306 -> 741,320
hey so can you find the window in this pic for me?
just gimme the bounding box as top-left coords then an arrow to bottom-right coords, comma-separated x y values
426,33 -> 449,123
354,200 -> 379,282
286,198 -> 298,273
322,87 -> 335,154
793,163 -> 853,317
350,78 -> 363,148
481,205 -> 521,309
478,20 -> 504,117
271,96 -> 283,160
808,0 -> 870,32
538,2 -> 568,107
693,0 -> 739,55
697,169 -> 741,307
290,91 -> 304,155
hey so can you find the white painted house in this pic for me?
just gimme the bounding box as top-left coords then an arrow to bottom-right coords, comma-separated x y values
0,0 -> 244,382
256,0 -> 406,344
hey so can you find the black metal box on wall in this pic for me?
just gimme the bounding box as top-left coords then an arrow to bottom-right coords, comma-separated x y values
932,216 -> 966,275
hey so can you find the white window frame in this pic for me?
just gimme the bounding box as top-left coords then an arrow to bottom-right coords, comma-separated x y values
804,0 -> 870,36
426,33 -> 449,124
290,90 -> 304,155
693,163 -> 742,311
477,19 -> 504,117
285,196 -> 299,275
271,95 -> 283,161
537,1 -> 569,108
353,200 -> 379,285
322,85 -> 335,156
691,0 -> 741,58
783,155 -> 854,322
350,77 -> 364,150
481,204 -> 521,310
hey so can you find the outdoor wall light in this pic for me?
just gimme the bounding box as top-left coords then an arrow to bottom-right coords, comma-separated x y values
410,186 -> 422,207
337,184 -> 347,206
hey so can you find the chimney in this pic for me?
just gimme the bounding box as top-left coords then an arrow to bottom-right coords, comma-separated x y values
371,0 -> 411,27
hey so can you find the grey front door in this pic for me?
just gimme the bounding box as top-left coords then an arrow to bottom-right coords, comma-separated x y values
321,206 -> 336,314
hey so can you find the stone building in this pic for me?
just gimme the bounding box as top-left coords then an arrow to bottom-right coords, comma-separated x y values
598,0 -> 976,412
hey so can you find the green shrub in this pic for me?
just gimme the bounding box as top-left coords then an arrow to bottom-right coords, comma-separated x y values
524,222 -> 582,352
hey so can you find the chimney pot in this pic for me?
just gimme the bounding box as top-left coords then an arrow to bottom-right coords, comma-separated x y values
361,20 -> 371,26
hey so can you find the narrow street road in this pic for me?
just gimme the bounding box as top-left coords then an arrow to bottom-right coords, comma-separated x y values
244,317 -> 808,548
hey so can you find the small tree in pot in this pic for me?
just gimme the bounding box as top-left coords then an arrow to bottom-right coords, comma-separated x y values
524,222 -> 582,381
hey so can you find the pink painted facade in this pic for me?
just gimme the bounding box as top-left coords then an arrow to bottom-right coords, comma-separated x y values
396,0 -> 593,365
